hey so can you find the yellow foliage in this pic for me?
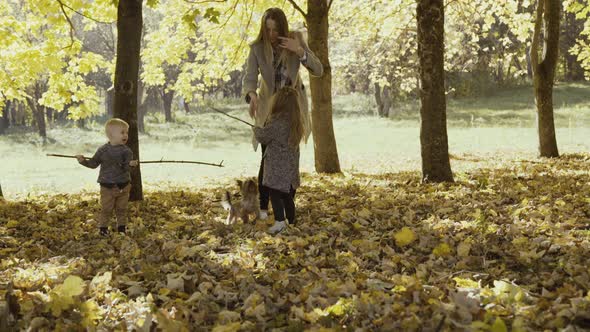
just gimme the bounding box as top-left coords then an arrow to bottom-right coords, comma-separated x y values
394,227 -> 416,247
212,322 -> 241,332
2,154 -> 590,329
453,277 -> 480,289
80,300 -> 102,328
433,243 -> 452,257
48,275 -> 85,316
490,317 -> 508,332
457,240 -> 472,257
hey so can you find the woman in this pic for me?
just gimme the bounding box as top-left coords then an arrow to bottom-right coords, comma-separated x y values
242,7 -> 323,220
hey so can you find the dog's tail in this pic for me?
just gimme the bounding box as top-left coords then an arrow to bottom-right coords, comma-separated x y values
221,191 -> 232,210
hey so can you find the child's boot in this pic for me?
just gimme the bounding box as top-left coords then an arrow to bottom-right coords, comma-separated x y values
117,225 -> 126,234
99,227 -> 109,236
268,220 -> 286,234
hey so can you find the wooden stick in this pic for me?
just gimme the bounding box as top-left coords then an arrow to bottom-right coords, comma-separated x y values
140,159 -> 224,167
47,153 -> 88,159
209,106 -> 254,127
47,154 -> 224,167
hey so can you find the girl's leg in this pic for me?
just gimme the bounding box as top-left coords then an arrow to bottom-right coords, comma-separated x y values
258,144 -> 270,212
284,189 -> 296,225
268,188 -> 286,221
268,188 -> 288,234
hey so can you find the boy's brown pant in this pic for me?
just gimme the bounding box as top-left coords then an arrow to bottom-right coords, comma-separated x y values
99,184 -> 131,228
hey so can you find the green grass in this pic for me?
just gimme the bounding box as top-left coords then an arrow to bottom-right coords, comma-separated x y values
348,82 -> 590,127
1,84 -> 589,199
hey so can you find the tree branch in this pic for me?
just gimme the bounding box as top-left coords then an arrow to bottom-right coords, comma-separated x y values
286,0 -> 307,18
202,0 -> 240,34
56,0 -> 76,48
333,1 -> 415,37
55,0 -> 115,24
183,0 -> 227,3
195,0 -> 245,81
444,0 -> 460,9
328,0 -> 335,12
217,0 -> 255,77
140,159 -> 224,167
209,106 -> 254,127
46,154 -> 225,167
100,26 -> 116,54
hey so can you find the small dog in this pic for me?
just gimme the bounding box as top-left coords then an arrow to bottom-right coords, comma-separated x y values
221,178 -> 260,224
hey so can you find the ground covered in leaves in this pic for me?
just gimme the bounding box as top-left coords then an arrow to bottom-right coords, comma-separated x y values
1,154 -> 590,331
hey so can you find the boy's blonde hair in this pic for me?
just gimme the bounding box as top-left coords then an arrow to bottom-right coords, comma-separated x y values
105,118 -> 129,136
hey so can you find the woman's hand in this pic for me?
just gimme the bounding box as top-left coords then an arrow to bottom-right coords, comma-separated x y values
278,36 -> 304,57
75,155 -> 85,163
248,92 -> 258,118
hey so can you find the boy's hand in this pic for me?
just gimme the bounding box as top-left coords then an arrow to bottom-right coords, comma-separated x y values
75,155 -> 86,163
129,160 -> 139,167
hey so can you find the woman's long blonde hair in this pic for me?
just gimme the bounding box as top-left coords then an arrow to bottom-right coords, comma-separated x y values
253,8 -> 290,70
269,87 -> 304,148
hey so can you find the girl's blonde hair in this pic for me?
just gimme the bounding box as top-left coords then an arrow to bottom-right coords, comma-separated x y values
253,8 -> 290,72
105,118 -> 129,135
269,87 -> 303,148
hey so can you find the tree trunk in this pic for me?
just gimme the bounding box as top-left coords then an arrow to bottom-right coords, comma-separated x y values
417,0 -> 454,183
307,0 -> 341,173
526,46 -> 533,79
562,10 -> 584,81
138,103 -> 147,133
0,183 -> 3,198
496,62 -> 504,84
137,82 -> 146,133
54,107 -> 68,123
506,63 -> 512,82
26,85 -> 47,138
162,89 -> 174,122
381,86 -> 392,117
0,100 -> 10,135
46,108 -> 53,125
9,103 -> 16,126
374,82 -> 384,116
106,86 -> 115,117
183,99 -> 191,113
18,103 -> 25,126
531,0 -> 560,158
113,0 -> 143,201
33,105 -> 46,138
35,107 -> 47,138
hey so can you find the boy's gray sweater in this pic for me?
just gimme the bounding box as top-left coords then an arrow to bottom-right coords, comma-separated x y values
80,143 -> 133,185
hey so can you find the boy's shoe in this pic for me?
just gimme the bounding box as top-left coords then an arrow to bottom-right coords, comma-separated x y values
99,227 -> 109,236
259,210 -> 269,220
287,219 -> 296,226
117,225 -> 126,234
268,220 -> 286,234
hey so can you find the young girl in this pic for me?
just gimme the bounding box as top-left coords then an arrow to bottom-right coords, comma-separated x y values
253,87 -> 304,234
